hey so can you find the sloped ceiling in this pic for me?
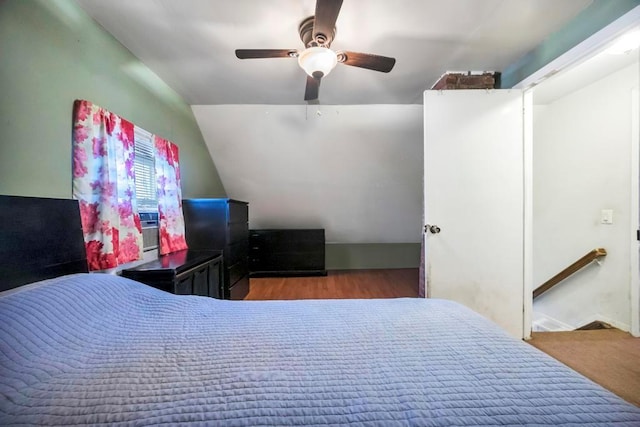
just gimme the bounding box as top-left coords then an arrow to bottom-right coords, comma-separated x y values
76,0 -> 593,105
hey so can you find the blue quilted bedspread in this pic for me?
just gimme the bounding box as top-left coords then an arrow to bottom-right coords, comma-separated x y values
1,274 -> 639,426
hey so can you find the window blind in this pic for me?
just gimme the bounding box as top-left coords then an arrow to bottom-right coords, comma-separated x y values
134,127 -> 158,213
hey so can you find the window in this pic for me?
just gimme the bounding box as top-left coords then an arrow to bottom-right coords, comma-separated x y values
134,126 -> 158,213
134,126 -> 159,251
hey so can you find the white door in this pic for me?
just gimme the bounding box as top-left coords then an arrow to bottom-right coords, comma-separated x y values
424,90 -> 529,339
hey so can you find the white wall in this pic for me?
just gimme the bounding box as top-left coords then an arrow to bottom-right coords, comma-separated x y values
191,105 -> 423,244
533,62 -> 638,330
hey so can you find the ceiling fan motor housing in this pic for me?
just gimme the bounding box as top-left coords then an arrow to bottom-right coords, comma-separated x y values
299,16 -> 335,48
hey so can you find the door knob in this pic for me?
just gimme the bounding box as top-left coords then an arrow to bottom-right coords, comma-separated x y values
425,224 -> 441,234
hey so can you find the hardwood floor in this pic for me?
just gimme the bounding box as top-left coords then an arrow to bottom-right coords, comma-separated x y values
245,268 -> 419,300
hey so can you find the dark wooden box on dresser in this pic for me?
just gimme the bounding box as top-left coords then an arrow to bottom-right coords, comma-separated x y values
182,198 -> 250,300
121,250 -> 223,298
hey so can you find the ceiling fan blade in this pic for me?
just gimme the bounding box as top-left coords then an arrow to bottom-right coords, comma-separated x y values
313,0 -> 343,44
304,74 -> 321,101
235,49 -> 297,59
338,51 -> 396,73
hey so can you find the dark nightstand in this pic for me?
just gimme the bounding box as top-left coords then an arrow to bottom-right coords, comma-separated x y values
121,249 -> 224,298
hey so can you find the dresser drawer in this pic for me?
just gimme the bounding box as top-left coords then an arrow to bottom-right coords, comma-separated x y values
251,239 -> 322,254
226,240 -> 248,265
228,201 -> 248,223
228,221 -> 248,244
175,275 -> 193,295
255,252 -> 324,271
249,230 -> 325,253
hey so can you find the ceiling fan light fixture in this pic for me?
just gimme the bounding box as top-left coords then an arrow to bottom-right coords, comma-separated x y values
298,46 -> 337,77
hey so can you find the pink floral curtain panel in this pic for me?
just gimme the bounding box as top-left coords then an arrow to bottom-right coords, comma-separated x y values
72,100 -> 144,270
154,135 -> 188,255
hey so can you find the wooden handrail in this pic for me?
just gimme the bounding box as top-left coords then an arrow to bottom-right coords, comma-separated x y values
533,248 -> 607,299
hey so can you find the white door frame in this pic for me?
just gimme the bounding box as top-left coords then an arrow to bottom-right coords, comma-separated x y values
631,87 -> 639,337
516,6 -> 640,337
523,90 -> 534,339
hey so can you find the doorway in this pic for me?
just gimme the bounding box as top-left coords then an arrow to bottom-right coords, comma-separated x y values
527,24 -> 640,336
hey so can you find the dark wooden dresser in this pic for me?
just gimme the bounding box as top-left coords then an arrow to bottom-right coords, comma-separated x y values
121,249 -> 223,298
182,198 -> 250,300
249,229 -> 326,277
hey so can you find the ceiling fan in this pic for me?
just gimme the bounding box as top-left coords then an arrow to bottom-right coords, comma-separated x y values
235,0 -> 396,101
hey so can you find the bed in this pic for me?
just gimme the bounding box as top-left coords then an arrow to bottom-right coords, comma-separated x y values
1,195 -> 639,426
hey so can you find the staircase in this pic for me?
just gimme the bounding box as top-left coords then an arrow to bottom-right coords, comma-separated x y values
532,248 -> 607,332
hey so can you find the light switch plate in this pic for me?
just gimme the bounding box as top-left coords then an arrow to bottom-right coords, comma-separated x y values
601,209 -> 613,224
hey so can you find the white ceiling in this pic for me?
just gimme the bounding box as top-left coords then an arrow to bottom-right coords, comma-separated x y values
76,0 -> 593,105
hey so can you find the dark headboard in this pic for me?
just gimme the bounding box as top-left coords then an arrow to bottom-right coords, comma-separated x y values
0,195 -> 88,292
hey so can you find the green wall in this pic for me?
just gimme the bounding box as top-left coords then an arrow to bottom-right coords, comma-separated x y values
326,243 -> 420,270
0,0 -> 225,199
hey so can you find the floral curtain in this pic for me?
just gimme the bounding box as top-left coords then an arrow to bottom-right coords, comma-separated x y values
154,135 -> 188,255
72,100 -> 143,270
